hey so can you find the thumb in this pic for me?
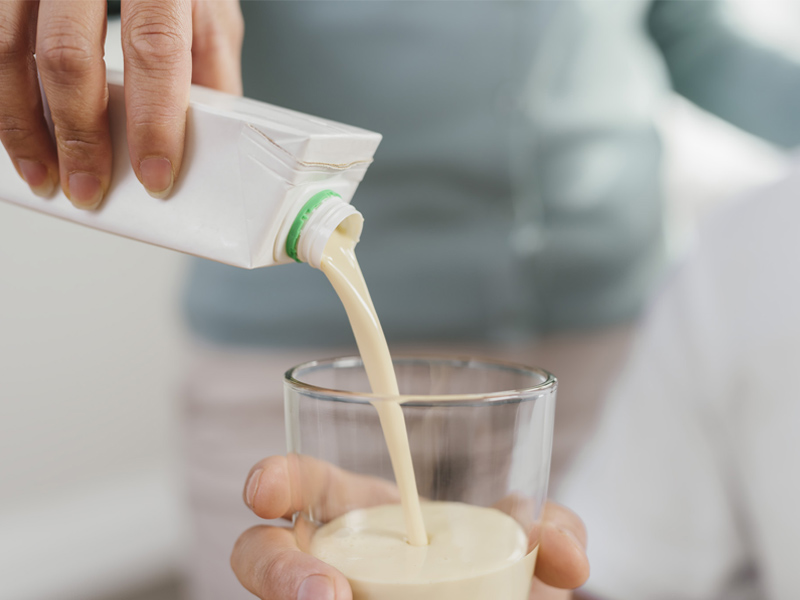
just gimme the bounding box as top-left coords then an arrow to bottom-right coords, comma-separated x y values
534,503 -> 590,590
231,525 -> 352,600
191,0 -> 244,95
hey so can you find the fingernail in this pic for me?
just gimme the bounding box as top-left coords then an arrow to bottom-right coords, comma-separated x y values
140,157 -> 174,199
18,159 -> 55,197
245,468 -> 263,509
298,575 -> 334,600
68,172 -> 104,209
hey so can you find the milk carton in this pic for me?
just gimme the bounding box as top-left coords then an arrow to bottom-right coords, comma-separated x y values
0,70 -> 381,268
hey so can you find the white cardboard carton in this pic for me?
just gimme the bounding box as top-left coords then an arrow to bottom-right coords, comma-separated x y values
0,70 -> 381,268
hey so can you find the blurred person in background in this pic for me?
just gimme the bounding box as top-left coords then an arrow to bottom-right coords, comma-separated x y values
557,164 -> 800,600
3,1 -> 800,599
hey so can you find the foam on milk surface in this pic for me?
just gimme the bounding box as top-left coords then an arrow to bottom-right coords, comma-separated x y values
311,502 -> 534,584
312,502 -> 536,600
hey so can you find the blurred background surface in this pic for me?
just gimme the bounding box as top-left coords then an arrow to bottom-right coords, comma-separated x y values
0,3 -> 798,599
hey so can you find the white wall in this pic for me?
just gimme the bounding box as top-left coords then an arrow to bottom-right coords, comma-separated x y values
0,205 -> 184,507
0,181 -> 188,600
0,19 -> 187,600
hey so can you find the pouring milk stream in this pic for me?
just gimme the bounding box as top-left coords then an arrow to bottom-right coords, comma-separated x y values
318,225 -> 428,547
309,221 -> 536,599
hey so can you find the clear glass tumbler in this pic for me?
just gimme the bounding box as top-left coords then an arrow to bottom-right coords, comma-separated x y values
284,356 -> 556,600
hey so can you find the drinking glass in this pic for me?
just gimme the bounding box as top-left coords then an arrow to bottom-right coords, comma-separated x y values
284,356 -> 556,600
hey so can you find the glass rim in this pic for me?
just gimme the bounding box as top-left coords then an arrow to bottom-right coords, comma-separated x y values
284,355 -> 557,407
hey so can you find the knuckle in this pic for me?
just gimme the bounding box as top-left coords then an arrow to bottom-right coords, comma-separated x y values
0,115 -> 37,146
0,112 -> 28,132
37,25 -> 98,75
54,124 -> 106,160
124,17 -> 190,67
128,99 -> 185,131
259,549 -> 294,595
196,25 -> 242,59
0,21 -> 30,61
0,115 -> 33,137
194,7 -> 244,57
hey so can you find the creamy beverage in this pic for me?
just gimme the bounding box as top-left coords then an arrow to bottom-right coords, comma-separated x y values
315,222 -> 536,598
311,502 -> 537,600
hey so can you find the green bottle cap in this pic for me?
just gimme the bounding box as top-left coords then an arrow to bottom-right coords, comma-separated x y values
285,190 -> 342,262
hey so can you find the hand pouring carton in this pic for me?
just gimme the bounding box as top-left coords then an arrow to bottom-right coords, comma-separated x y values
0,70 -> 381,269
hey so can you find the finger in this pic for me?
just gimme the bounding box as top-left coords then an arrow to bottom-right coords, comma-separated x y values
0,0 -> 59,196
231,525 -> 352,600
121,0 -> 191,199
191,0 -> 243,95
244,455 -> 400,522
535,503 -> 590,590
528,579 -> 574,600
35,0 -> 109,209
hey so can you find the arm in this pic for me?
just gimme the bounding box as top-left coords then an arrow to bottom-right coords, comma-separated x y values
648,0 -> 800,148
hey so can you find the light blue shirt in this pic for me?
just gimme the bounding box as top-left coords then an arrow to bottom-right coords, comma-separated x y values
184,1 -> 800,348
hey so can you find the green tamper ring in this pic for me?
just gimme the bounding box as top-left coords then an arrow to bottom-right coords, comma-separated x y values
286,190 -> 342,262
